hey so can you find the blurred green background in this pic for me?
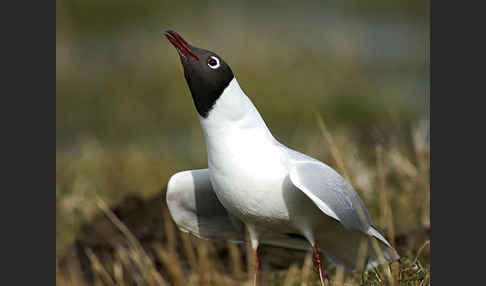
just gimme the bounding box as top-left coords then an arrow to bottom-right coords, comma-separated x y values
56,0 -> 429,257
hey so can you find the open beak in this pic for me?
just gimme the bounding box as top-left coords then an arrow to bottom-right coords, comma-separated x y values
164,30 -> 199,62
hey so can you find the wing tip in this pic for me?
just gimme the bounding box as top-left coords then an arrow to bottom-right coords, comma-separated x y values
368,226 -> 392,248
365,226 -> 400,270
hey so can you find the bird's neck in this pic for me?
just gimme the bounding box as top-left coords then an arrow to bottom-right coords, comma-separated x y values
198,78 -> 275,146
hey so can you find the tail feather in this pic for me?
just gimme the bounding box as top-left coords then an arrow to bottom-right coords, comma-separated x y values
365,226 -> 400,270
259,226 -> 400,271
314,226 -> 399,271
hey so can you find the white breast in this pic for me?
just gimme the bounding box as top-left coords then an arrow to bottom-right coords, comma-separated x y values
198,78 -> 293,228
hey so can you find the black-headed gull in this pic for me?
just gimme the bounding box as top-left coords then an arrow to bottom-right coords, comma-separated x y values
164,30 -> 399,286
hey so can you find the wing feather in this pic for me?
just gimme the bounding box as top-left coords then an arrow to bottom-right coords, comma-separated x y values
166,169 -> 245,242
288,161 -> 372,232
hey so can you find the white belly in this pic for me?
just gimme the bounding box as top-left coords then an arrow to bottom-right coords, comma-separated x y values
207,140 -> 292,230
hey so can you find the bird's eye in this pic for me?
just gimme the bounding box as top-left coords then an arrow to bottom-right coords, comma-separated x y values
207,56 -> 220,69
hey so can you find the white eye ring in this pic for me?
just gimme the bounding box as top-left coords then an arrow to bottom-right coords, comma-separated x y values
207,56 -> 220,69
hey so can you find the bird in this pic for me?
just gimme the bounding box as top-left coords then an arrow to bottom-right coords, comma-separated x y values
163,30 -> 399,286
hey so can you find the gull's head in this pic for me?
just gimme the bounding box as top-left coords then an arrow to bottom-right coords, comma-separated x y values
164,30 -> 234,118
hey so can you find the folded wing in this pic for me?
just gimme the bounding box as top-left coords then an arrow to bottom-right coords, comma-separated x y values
288,161 -> 399,269
288,161 -> 372,232
166,169 -> 245,242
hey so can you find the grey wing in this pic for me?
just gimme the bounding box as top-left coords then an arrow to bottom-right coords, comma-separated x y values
288,159 -> 400,268
288,160 -> 373,233
166,169 -> 245,242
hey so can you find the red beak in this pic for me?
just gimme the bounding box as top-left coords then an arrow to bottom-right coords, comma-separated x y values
164,30 -> 199,62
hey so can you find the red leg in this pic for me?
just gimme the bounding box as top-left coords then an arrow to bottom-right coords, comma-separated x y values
312,245 -> 326,286
253,248 -> 260,286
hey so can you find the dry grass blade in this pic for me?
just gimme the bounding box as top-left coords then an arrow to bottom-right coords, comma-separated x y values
283,263 -> 300,286
299,253 -> 313,286
422,176 -> 430,228
115,246 -> 141,284
419,147 -> 430,229
333,266 -> 346,286
210,271 -> 235,286
391,261 -> 400,286
153,242 -> 186,286
418,271 -> 430,286
370,239 -> 390,284
95,196 -> 168,286
413,125 -> 430,228
376,146 -> 395,249
356,238 -> 369,273
113,260 -> 125,286
162,207 -> 178,253
228,242 -> 245,279
181,232 -> 198,270
196,240 -> 212,285
413,240 -> 430,265
85,248 -> 116,286
57,253 -> 89,286
316,114 -> 350,181
389,150 -> 419,179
